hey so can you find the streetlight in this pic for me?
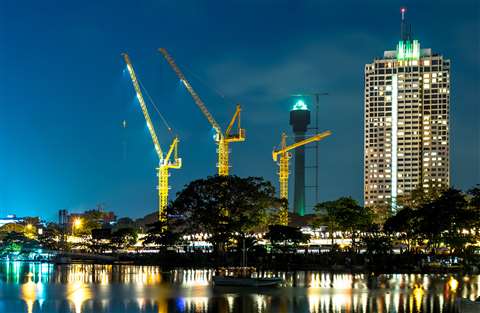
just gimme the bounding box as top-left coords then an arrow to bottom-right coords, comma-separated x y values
25,223 -> 34,238
72,218 -> 82,236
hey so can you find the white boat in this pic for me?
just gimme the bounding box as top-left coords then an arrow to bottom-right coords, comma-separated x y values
213,239 -> 283,287
213,275 -> 283,287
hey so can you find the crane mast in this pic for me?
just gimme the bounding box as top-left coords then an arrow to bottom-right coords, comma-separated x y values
272,130 -> 331,225
159,48 -> 245,176
122,53 -> 181,223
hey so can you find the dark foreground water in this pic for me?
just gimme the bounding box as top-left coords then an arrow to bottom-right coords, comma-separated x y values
0,262 -> 478,313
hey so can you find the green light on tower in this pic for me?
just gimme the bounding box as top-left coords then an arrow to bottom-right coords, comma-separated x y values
292,99 -> 308,111
396,39 -> 420,60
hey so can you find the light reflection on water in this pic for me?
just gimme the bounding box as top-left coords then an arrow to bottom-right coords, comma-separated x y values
0,262 -> 478,313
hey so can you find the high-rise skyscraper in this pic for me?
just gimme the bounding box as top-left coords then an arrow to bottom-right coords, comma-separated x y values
364,8 -> 450,212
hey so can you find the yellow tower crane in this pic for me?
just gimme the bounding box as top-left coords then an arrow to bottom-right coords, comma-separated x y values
272,131 -> 332,225
122,53 -> 182,223
158,48 -> 245,176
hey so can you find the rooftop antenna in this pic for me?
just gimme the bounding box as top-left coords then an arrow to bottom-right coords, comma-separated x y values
400,7 -> 407,41
400,7 -> 413,41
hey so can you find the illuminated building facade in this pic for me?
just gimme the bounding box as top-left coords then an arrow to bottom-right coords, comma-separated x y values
364,9 -> 450,212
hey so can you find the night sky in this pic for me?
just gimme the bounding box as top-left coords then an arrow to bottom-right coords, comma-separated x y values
0,0 -> 478,220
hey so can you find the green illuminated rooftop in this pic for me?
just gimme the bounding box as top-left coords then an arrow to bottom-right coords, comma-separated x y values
292,100 -> 309,111
396,39 -> 420,60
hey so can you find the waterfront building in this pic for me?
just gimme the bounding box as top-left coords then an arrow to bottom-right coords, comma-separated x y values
0,214 -> 23,227
364,8 -> 450,212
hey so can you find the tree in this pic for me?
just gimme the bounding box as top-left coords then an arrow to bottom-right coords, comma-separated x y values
37,223 -> 63,251
384,187 -> 479,255
468,186 -> 480,207
467,186 -> 480,230
114,217 -> 138,231
21,217 -> 40,239
362,224 -> 393,255
267,198 -> 289,226
265,225 -> 310,253
74,210 -> 104,237
417,188 -> 474,254
397,186 -> 443,209
111,228 -> 138,251
0,232 -> 40,258
171,176 -> 277,253
143,220 -> 182,252
369,203 -> 390,225
315,197 -> 373,253
384,207 -> 419,253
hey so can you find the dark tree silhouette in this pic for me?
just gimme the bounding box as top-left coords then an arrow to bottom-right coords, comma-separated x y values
171,175 -> 277,253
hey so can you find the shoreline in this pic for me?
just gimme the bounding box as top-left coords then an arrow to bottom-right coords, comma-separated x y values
4,252 -> 478,275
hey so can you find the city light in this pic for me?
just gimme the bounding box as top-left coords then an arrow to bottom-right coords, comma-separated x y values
73,218 -> 82,229
396,39 -> 421,60
292,99 -> 308,111
0,4 -> 477,313
448,277 -> 459,291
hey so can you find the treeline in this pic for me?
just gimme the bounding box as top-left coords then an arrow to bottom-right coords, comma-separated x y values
314,187 -> 480,257
0,176 -> 478,267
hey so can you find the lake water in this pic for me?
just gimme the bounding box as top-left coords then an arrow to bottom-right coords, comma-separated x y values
0,262 -> 478,313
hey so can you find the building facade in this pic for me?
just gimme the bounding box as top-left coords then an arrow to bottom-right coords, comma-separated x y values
364,11 -> 450,211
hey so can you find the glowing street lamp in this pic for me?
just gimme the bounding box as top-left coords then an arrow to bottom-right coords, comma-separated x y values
73,218 -> 82,228
25,223 -> 34,238
72,218 -> 82,236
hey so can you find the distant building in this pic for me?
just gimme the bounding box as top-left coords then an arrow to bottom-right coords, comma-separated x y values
0,214 -> 23,227
83,209 -> 117,225
58,208 -> 117,230
364,8 -> 450,213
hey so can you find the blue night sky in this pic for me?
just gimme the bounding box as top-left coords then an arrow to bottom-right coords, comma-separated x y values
0,0 -> 478,220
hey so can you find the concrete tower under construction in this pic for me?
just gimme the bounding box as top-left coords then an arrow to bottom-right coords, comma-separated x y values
290,100 -> 310,216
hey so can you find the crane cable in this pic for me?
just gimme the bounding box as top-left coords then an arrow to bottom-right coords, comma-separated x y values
181,63 -> 237,110
137,76 -> 173,134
